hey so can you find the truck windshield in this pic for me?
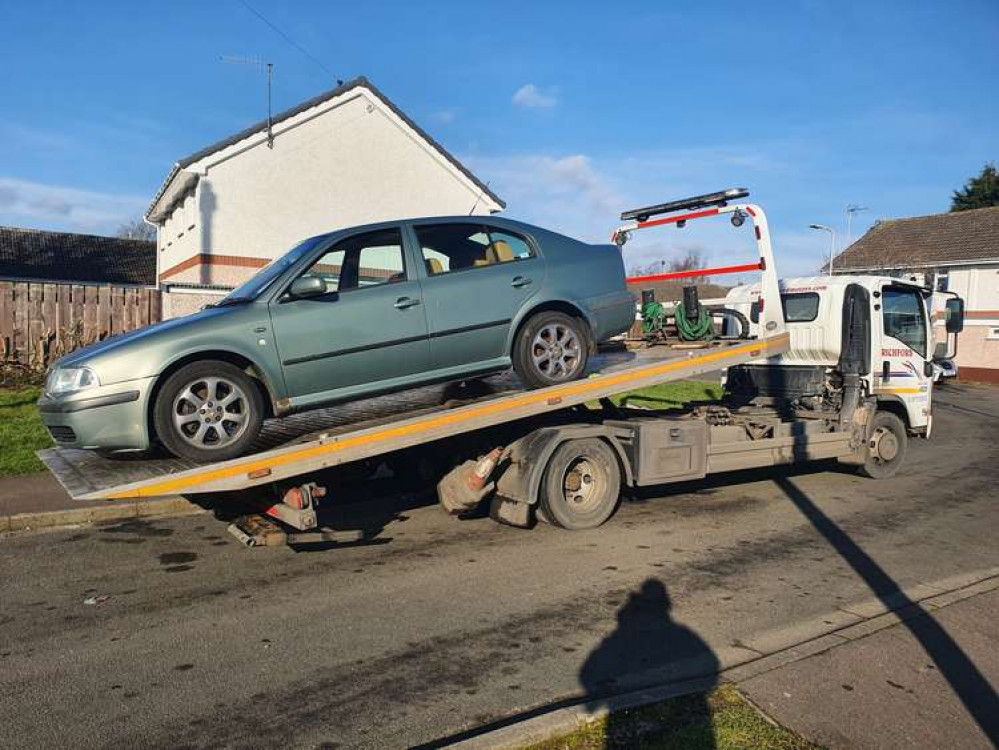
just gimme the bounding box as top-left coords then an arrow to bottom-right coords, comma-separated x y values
216,236 -> 329,305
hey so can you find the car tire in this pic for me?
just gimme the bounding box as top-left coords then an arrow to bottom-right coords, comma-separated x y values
153,360 -> 264,462
859,410 -> 907,479
539,438 -> 621,530
513,311 -> 589,389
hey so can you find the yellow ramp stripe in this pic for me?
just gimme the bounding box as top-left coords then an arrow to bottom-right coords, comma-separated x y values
108,335 -> 788,499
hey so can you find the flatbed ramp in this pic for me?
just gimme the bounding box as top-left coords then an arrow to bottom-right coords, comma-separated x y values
38,333 -> 789,501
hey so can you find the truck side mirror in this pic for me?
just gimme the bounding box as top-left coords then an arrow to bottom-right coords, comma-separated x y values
945,297 -> 964,334
933,342 -> 948,361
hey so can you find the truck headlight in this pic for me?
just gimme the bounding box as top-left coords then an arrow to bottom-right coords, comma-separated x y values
46,367 -> 100,395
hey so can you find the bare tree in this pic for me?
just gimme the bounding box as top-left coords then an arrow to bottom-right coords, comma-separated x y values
116,216 -> 156,242
628,249 -> 706,277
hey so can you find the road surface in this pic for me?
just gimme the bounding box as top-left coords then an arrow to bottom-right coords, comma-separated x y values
1,383 -> 997,749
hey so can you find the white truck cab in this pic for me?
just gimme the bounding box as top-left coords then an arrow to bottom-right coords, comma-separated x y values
724,275 -> 964,437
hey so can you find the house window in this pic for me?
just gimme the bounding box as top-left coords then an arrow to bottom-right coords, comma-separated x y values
935,271 -> 949,292
416,224 -> 535,276
988,327 -> 999,341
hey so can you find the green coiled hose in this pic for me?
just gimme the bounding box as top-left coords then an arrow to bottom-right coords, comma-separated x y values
673,301 -> 715,341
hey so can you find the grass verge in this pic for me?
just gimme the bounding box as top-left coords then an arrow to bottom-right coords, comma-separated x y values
593,379 -> 723,409
526,683 -> 819,750
0,387 -> 52,476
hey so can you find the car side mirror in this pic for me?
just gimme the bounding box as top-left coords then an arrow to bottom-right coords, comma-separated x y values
945,297 -> 964,334
289,276 -> 327,299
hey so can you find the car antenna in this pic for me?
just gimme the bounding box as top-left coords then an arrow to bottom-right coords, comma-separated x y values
468,182 -> 491,215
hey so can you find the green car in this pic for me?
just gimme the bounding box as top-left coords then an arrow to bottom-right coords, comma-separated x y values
39,217 -> 634,462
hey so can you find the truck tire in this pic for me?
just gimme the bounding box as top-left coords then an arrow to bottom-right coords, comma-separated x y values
153,360 -> 264,462
513,311 -> 589,389
539,438 -> 621,530
859,411 -> 907,479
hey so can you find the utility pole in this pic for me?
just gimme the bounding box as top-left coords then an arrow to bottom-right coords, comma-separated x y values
845,204 -> 868,250
220,55 -> 276,148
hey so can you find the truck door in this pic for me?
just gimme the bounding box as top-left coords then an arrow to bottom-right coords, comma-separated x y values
874,284 -> 932,431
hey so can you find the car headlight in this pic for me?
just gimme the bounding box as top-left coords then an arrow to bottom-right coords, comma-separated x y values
46,367 -> 101,395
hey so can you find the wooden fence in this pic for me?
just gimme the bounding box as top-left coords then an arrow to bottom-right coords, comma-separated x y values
0,281 -> 162,371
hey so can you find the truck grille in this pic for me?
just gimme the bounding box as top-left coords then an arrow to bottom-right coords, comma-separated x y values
47,426 -> 77,443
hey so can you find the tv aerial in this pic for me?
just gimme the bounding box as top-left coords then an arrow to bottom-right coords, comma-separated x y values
220,55 -> 275,148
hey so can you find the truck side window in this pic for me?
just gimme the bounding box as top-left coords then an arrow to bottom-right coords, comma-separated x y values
882,287 -> 926,357
749,292 -> 819,324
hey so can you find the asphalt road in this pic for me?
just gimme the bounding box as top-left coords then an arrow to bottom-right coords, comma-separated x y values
2,383 -> 997,749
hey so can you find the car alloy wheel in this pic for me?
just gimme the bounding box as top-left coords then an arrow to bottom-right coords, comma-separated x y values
172,376 -> 251,450
531,322 -> 582,381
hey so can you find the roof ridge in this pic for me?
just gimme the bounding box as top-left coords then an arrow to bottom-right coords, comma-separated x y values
147,76 -> 504,221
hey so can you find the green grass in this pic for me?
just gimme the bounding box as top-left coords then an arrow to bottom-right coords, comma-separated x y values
526,684 -> 820,750
0,387 -> 52,476
593,379 -> 723,410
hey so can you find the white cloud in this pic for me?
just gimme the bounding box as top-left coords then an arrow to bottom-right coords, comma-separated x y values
464,143 -> 835,280
512,84 -> 558,109
0,176 -> 149,234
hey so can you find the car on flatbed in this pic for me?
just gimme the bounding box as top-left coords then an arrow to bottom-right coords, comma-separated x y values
38,216 -> 635,462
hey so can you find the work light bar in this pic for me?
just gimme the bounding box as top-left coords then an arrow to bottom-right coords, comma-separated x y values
620,188 -> 750,222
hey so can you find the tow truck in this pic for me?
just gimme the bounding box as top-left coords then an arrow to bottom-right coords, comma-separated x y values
37,188 -> 965,541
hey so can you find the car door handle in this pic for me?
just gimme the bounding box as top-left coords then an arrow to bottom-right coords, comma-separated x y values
511,276 -> 532,288
394,296 -> 421,309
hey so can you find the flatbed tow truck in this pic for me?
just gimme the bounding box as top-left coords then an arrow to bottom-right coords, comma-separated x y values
37,188 -> 964,543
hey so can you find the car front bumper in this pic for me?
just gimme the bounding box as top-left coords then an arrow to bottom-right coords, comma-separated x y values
37,376 -> 157,451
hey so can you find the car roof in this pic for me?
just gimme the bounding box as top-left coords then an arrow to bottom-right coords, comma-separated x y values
305,215 -> 584,246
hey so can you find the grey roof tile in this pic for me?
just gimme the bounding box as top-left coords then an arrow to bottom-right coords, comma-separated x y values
833,206 -> 999,270
0,226 -> 155,285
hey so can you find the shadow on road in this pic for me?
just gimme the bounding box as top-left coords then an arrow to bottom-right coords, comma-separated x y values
579,579 -> 718,748
775,476 -> 999,743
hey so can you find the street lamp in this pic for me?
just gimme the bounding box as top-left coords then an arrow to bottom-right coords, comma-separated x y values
845,204 -> 868,249
810,223 -> 837,274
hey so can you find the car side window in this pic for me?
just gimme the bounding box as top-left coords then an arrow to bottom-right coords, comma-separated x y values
416,224 -> 534,276
882,286 -> 927,357
299,228 -> 406,293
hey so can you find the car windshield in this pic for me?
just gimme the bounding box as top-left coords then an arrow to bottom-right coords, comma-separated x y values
215,236 -> 329,305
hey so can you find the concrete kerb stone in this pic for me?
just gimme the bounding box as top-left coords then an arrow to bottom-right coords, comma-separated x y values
442,570 -> 999,750
4,497 -> 203,533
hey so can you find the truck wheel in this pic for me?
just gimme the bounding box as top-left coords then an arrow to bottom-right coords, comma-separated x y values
539,438 -> 621,529
513,311 -> 589,389
859,411 -> 907,479
153,361 -> 264,462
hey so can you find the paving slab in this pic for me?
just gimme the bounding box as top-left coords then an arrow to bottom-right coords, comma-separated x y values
740,589 -> 999,750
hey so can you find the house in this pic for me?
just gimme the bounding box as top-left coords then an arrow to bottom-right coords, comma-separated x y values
146,76 -> 505,318
0,226 -> 155,286
831,205 -> 999,382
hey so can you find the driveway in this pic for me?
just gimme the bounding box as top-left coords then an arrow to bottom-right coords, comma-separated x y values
0,383 -> 996,749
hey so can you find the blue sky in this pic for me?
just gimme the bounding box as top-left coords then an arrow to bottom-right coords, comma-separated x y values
1,0 -> 996,276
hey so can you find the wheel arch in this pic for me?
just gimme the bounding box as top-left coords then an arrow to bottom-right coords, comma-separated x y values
499,426 -> 633,507
147,350 -> 278,442
874,395 -> 913,433
508,299 -> 597,355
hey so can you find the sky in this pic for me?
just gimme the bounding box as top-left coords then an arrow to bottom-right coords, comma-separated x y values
1,0 -> 997,277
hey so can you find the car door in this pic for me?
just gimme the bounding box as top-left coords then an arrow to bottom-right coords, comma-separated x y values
411,222 -> 543,371
268,226 -> 430,404
875,283 -> 932,422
